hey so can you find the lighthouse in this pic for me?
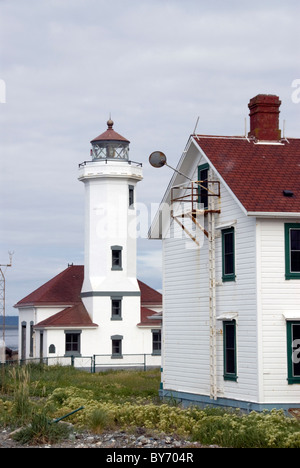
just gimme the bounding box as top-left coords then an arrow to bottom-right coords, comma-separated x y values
15,119 -> 162,365
78,119 -> 143,354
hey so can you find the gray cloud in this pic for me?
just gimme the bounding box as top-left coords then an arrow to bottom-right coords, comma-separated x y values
1,0 -> 300,312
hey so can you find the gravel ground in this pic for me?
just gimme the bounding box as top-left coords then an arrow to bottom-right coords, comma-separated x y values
0,426 -> 216,449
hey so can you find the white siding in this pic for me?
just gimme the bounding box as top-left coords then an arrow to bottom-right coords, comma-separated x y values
215,176 -> 257,403
163,222 -> 210,395
18,306 -> 66,359
258,218 -> 300,403
162,155 -> 258,403
17,299 -> 161,364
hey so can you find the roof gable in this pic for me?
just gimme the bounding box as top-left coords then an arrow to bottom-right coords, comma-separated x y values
15,265 -> 84,307
138,279 -> 162,305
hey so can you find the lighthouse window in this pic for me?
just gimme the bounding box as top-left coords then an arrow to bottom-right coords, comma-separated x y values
111,298 -> 122,320
111,335 -> 123,358
129,185 -> 134,208
111,246 -> 123,270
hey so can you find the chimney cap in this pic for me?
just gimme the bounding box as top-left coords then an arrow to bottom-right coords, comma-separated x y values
248,94 -> 281,107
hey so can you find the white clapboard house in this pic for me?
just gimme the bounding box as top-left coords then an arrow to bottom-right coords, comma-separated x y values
150,94 -> 300,412
15,120 -> 162,369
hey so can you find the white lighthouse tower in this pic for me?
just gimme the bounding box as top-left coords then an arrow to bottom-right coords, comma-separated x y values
78,119 -> 143,356
15,118 -> 162,365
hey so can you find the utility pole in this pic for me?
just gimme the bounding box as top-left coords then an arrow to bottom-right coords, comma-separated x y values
0,252 -> 13,364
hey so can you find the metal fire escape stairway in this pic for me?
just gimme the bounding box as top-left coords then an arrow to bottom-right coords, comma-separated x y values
171,179 -> 220,400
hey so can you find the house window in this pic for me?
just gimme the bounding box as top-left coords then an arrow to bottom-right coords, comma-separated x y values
198,163 -> 209,209
129,185 -> 134,208
222,227 -> 235,282
111,245 -> 123,270
21,322 -> 26,361
285,224 -> 300,279
30,321 -> 34,357
223,320 -> 237,381
40,331 -> 44,359
111,335 -> 123,358
111,297 -> 122,320
152,329 -> 161,355
65,331 -> 81,356
287,321 -> 300,384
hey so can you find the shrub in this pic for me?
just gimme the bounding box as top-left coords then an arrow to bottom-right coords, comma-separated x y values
2,366 -> 300,448
12,411 -> 72,445
191,409 -> 300,448
88,408 -> 115,433
0,399 -> 14,426
43,384 -> 300,448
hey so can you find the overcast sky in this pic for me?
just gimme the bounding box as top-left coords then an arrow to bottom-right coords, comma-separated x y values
0,0 -> 300,314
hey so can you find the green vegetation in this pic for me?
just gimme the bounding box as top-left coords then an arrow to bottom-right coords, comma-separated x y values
12,411 -> 72,445
0,364 -> 300,447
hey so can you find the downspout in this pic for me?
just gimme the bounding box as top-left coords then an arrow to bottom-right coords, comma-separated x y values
209,193 -> 217,400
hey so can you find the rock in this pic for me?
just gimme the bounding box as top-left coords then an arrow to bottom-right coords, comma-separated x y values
0,426 -> 215,448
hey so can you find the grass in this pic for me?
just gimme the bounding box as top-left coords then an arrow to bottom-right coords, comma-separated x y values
4,363 -> 160,400
12,411 -> 72,445
1,364 -> 300,447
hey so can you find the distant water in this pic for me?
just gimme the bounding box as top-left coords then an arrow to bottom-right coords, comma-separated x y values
0,327 -> 18,350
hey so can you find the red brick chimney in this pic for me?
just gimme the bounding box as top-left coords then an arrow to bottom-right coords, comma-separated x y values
248,94 -> 281,141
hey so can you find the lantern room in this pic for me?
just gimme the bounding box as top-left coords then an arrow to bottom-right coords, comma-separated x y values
90,119 -> 130,161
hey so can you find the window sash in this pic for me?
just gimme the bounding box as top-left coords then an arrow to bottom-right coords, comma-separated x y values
290,229 -> 300,272
287,321 -> 300,383
198,164 -> 209,209
112,339 -> 122,357
223,321 -> 237,380
111,246 -> 123,270
111,299 -> 122,319
30,322 -> 34,357
222,228 -> 235,282
285,224 -> 300,279
152,330 -> 161,355
65,333 -> 81,356
112,250 -> 121,267
129,185 -> 134,208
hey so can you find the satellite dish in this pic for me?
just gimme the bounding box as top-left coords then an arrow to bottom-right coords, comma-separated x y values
149,150 -> 192,180
149,151 -> 167,168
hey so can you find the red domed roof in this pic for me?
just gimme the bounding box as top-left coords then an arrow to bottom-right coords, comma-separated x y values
91,119 -> 129,143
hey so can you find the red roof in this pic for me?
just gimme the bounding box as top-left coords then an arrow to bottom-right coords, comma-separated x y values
137,307 -> 162,327
15,265 -> 162,327
15,265 -> 84,307
137,279 -> 162,305
91,120 -> 129,143
34,302 -> 98,328
193,135 -> 300,213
